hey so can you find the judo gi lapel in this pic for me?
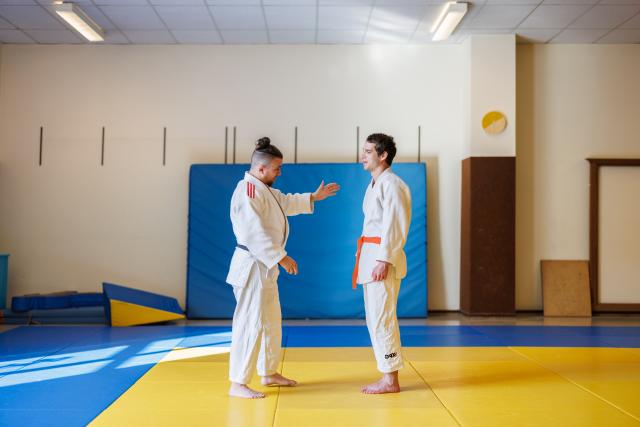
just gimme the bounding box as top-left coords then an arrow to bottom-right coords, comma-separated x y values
364,167 -> 392,216
244,172 -> 288,246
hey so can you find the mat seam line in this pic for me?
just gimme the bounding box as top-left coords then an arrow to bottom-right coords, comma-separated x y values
87,339 -> 188,425
509,346 -> 640,423
408,360 -> 464,427
272,347 -> 284,427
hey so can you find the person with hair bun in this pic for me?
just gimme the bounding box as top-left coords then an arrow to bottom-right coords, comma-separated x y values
226,137 -> 340,399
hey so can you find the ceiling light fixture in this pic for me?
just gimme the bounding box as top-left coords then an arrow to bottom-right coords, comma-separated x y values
53,2 -> 104,42
431,2 -> 468,42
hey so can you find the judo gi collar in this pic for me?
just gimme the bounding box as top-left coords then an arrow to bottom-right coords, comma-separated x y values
244,171 -> 273,189
244,171 -> 288,245
371,166 -> 392,187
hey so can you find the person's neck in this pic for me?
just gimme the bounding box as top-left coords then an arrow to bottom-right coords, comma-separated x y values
248,170 -> 267,186
371,164 -> 389,184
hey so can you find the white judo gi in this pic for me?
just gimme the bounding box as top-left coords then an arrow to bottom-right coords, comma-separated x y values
226,172 -> 313,384
354,168 -> 411,373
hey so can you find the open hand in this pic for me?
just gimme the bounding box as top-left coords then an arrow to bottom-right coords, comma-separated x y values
312,181 -> 340,202
279,255 -> 298,275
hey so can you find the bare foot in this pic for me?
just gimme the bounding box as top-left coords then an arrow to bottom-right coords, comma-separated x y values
361,373 -> 400,394
229,382 -> 265,399
261,373 -> 297,387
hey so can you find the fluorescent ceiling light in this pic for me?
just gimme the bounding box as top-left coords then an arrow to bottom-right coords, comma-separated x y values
431,2 -> 467,42
53,2 -> 104,42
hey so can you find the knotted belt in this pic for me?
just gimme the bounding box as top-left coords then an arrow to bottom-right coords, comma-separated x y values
351,236 -> 381,289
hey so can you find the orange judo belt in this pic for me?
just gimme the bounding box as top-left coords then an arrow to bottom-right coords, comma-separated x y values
351,236 -> 382,289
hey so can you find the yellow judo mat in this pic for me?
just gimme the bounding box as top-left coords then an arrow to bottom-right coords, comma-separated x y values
90,346 -> 640,427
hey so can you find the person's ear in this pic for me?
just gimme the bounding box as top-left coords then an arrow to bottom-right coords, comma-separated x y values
380,151 -> 388,163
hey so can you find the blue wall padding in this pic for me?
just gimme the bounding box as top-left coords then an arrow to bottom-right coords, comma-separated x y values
102,283 -> 183,316
187,163 -> 427,319
11,292 -> 105,313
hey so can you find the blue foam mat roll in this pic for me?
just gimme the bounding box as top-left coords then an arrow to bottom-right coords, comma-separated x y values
11,292 -> 105,313
0,307 -> 106,325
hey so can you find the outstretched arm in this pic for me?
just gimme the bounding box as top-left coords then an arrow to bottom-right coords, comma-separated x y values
273,181 -> 340,216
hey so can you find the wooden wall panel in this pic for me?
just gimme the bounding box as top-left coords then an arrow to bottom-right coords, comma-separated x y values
460,157 -> 515,315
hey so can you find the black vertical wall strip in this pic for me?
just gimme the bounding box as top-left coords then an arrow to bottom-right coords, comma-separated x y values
163,127 -> 167,166
294,126 -> 298,164
224,126 -> 228,164
418,125 -> 421,163
356,126 -> 360,162
232,126 -> 236,164
101,126 -> 105,166
39,126 -> 43,166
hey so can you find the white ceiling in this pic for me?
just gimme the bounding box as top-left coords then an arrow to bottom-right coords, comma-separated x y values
0,0 -> 638,45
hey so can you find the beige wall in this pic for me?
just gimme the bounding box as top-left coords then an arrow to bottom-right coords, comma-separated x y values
3,42 -> 637,313
516,44 -> 640,310
0,44 -> 465,310
466,35 -> 516,158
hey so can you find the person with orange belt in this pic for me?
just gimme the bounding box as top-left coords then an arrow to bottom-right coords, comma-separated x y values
226,137 -> 340,399
354,133 -> 412,394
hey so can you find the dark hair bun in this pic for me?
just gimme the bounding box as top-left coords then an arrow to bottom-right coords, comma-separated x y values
256,137 -> 271,150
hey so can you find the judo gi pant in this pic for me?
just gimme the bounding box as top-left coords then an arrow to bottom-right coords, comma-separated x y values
363,271 -> 404,373
228,265 -> 282,384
